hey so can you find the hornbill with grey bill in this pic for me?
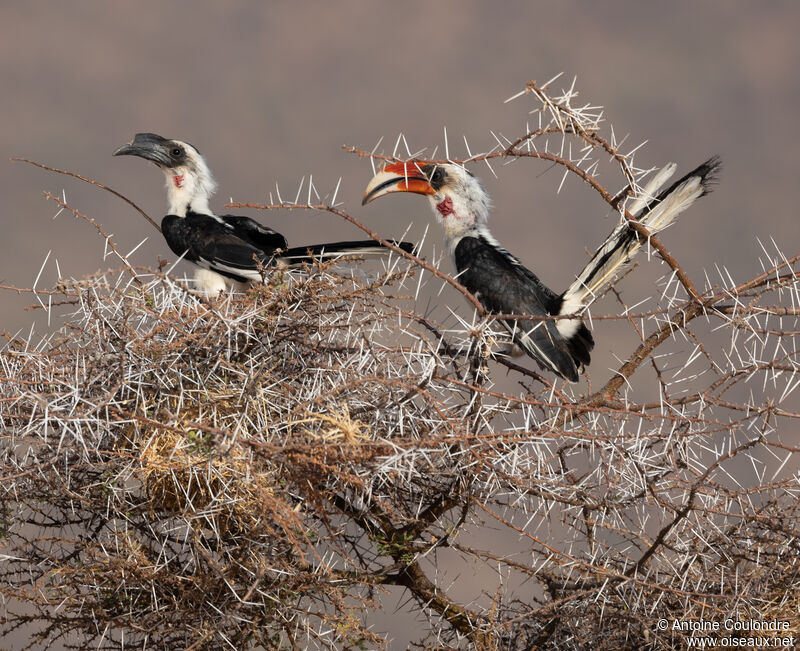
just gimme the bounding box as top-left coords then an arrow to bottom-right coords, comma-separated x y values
363,157 -> 720,382
114,133 -> 415,294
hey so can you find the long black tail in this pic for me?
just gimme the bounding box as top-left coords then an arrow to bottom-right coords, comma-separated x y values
276,239 -> 417,267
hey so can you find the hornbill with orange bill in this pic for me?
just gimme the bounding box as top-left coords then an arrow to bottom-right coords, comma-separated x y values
363,158 -> 720,381
114,133 -> 415,294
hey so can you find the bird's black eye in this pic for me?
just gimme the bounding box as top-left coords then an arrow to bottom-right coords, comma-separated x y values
170,147 -> 183,158
429,166 -> 445,190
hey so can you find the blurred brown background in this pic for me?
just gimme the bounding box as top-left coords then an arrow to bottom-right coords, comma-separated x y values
2,2 -> 799,646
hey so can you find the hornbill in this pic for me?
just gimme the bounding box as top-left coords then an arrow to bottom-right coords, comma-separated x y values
113,132 -> 415,294
363,157 -> 720,381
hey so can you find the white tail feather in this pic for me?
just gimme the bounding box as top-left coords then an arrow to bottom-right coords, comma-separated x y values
627,163 -> 676,218
559,161 -> 717,322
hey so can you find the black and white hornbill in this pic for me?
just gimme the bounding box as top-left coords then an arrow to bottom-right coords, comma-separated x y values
113,132 -> 415,294
363,158 -> 720,382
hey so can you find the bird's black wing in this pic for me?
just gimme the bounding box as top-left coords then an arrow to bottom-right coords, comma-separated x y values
218,214 -> 288,252
454,235 -> 578,381
162,214 -> 275,282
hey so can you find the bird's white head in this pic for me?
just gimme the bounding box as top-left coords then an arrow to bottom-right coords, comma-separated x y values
114,133 -> 217,216
363,161 -> 491,246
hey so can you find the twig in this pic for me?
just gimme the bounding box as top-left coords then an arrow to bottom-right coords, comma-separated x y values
11,157 -> 161,233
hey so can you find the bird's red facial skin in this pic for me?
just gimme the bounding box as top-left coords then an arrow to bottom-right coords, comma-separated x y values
172,174 -> 184,188
436,196 -> 454,217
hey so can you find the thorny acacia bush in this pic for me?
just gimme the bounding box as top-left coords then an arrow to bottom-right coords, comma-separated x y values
2,79 -> 800,649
